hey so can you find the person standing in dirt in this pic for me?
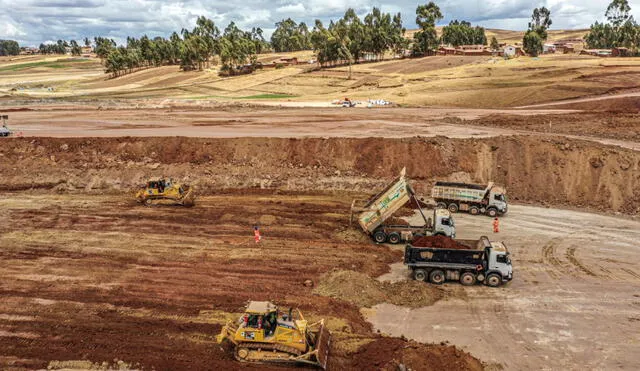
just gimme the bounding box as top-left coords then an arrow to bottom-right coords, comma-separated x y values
254,225 -> 261,243
492,217 -> 500,233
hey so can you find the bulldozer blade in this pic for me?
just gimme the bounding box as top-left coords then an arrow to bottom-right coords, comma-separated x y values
181,188 -> 196,207
314,321 -> 331,370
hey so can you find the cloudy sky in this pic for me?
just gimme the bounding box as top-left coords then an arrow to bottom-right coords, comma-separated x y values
2,0 -> 640,46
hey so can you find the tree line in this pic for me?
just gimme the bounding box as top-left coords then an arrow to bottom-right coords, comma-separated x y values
0,40 -> 20,56
99,16 -> 269,77
38,39 -> 88,56
585,0 -> 640,50
85,0 -> 640,78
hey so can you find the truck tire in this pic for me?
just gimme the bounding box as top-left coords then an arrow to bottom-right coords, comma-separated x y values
373,231 -> 387,244
429,270 -> 445,285
486,273 -> 502,287
388,233 -> 401,244
436,202 -> 447,209
447,203 -> 459,213
460,272 -> 477,286
413,269 -> 427,281
487,208 -> 498,218
469,206 -> 480,216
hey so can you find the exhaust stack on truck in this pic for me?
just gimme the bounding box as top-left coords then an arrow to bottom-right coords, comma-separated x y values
432,181 -> 508,217
351,168 -> 455,244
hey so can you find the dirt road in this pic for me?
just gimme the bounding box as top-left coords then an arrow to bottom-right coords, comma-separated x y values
3,106 -> 574,138
367,205 -> 640,370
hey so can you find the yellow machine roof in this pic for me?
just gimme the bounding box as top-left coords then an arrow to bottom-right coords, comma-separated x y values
245,301 -> 277,314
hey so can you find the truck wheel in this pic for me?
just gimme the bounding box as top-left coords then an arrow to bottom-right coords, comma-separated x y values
486,274 -> 502,287
436,202 -> 447,209
460,272 -> 477,286
388,233 -> 401,244
469,206 -> 480,216
429,270 -> 445,285
487,208 -> 498,218
447,203 -> 459,213
373,231 -> 387,244
413,269 -> 427,281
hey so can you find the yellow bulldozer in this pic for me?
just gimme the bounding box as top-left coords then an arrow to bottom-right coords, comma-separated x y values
135,178 -> 195,206
217,301 -> 331,369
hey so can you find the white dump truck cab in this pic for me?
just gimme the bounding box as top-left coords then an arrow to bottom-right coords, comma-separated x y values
484,241 -> 512,286
487,186 -> 508,216
433,209 -> 456,238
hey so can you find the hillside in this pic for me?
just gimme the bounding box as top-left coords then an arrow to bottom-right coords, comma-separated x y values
1,29 -> 638,109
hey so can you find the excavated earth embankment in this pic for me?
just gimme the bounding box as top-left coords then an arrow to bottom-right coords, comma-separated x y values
2,135 -> 639,214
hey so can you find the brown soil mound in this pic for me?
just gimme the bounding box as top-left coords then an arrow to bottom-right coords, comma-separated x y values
412,235 -> 471,250
346,337 -> 484,371
314,270 -> 443,308
2,135 -> 640,214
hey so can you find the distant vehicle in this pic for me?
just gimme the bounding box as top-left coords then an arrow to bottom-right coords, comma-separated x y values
341,97 -> 356,107
405,236 -> 513,287
0,115 -> 12,137
351,168 -> 455,244
432,181 -> 508,217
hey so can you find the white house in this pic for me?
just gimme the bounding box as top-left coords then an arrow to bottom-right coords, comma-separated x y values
504,45 -> 525,57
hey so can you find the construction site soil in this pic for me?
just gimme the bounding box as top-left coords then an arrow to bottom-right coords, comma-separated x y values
0,192 -> 481,370
2,134 -> 640,214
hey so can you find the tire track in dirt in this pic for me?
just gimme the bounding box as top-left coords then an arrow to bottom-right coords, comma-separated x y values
541,238 -> 566,279
565,246 -> 598,277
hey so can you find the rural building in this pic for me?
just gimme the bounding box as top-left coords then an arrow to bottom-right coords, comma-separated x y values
543,44 -> 556,53
612,47 -> 631,57
503,45 -> 525,58
438,46 -> 456,55
580,49 -> 612,57
19,47 -> 38,55
81,46 -> 92,54
279,57 -> 298,65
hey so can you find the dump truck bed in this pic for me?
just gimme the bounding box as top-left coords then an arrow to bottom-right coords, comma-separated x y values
431,182 -> 492,203
355,168 -> 413,233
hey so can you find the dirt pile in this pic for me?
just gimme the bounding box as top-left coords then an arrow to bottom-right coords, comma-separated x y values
314,270 -> 443,308
412,235 -> 472,250
344,337 -> 483,371
2,135 -> 640,214
387,217 -> 410,226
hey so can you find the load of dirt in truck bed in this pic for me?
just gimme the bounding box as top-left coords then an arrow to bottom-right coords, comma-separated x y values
412,235 -> 472,250
386,216 -> 410,226
314,270 -> 443,308
341,337 -> 484,371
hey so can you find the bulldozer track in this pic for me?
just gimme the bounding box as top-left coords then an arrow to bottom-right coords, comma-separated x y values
237,342 -> 303,356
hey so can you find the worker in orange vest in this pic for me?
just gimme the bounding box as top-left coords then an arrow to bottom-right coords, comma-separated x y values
492,217 -> 500,233
254,225 -> 261,243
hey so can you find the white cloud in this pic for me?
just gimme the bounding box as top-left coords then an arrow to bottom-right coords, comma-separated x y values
2,0 -> 640,46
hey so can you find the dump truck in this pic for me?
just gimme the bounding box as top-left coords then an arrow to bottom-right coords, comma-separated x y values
351,168 -> 455,244
0,115 -> 12,137
432,181 -> 508,217
135,178 -> 195,206
404,235 -> 512,287
217,301 -> 331,369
